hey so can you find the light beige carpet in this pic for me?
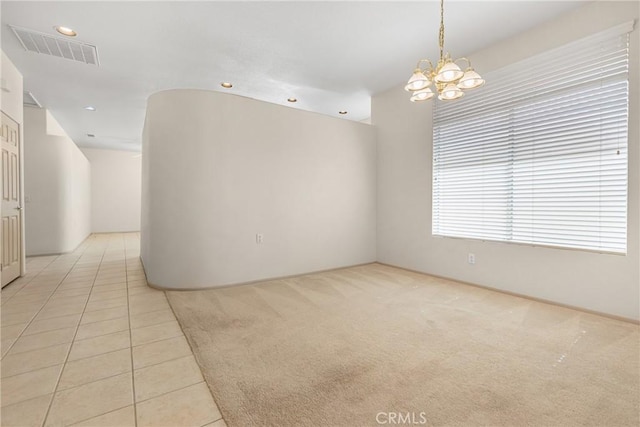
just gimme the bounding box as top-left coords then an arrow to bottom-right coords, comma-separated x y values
166,263 -> 639,427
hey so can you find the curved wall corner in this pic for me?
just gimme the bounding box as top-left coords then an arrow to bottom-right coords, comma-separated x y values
141,89 -> 376,289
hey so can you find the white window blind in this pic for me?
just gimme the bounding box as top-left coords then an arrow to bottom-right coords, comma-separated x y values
433,23 -> 632,254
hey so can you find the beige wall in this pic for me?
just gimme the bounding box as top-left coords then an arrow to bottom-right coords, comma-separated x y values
373,1 -> 639,320
141,89 -> 377,289
24,108 -> 91,255
82,148 -> 141,233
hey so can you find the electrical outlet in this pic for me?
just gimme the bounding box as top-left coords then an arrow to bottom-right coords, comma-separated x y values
256,233 -> 264,244
468,253 -> 476,264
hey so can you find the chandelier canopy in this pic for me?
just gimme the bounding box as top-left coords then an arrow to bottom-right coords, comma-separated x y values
406,0 -> 484,102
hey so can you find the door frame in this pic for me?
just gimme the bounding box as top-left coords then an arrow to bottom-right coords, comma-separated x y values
1,109 -> 25,287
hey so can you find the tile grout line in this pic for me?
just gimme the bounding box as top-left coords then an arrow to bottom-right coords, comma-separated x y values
135,380 -> 207,405
130,317 -> 180,333
3,287 -> 57,301
0,383 -> 60,411
124,234 -> 139,427
133,353 -> 196,375
65,403 -> 133,427
41,237 -> 109,427
129,329 -> 184,348
77,315 -> 129,329
127,305 -> 175,318
80,292 -> 128,302
0,362 -> 67,382
2,250 -> 93,359
54,366 -> 131,394
0,257 -> 63,348
6,337 -> 115,359
8,334 -> 193,376
17,312 -> 84,332
74,316 -> 176,344
91,288 -> 128,295
84,302 -> 129,314
74,303 -> 129,315
65,379 -> 216,427
1,255 -> 60,305
18,353 -> 201,402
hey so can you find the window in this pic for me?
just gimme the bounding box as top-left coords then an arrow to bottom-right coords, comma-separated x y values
432,23 -> 632,254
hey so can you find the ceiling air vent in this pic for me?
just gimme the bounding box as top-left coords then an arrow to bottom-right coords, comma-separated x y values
23,91 -> 42,108
9,25 -> 99,66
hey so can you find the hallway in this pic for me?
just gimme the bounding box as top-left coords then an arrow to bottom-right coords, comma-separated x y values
1,233 -> 225,427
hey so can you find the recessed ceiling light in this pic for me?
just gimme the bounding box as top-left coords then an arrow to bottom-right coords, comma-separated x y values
87,133 -> 95,138
55,26 -> 77,37
221,82 -> 233,88
287,98 -> 297,103
84,106 -> 96,111
339,111 -> 348,115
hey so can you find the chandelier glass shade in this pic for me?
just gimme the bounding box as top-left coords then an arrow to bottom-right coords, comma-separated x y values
406,0 -> 484,102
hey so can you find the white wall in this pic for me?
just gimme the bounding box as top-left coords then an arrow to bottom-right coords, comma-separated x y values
81,148 -> 141,233
1,52 -> 26,275
141,89 -> 376,289
24,108 -> 91,255
1,52 -> 23,126
373,1 -> 639,320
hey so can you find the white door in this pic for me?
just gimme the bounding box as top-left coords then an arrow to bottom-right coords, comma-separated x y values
1,112 -> 22,287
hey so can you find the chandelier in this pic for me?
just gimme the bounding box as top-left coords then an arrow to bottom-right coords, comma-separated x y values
405,0 -> 484,102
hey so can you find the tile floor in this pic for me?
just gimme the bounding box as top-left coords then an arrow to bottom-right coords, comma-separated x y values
1,233 -> 226,427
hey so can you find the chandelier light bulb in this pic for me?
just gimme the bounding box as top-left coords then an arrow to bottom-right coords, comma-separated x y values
457,69 -> 485,89
438,84 -> 464,100
410,88 -> 435,102
434,61 -> 464,83
405,70 -> 431,92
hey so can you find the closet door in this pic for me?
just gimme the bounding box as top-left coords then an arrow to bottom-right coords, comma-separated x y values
1,111 -> 22,287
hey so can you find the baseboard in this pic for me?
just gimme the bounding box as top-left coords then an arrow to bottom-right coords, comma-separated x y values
140,255 -> 638,324
25,233 -> 91,258
376,262 -> 639,325
90,230 -> 140,234
143,260 -> 377,291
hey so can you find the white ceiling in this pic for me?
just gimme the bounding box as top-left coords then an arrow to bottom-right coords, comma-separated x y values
1,1 -> 585,151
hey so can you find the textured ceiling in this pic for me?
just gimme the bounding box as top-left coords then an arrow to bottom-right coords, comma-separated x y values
1,1 -> 585,151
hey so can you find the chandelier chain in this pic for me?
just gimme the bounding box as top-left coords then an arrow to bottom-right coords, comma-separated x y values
438,0 -> 445,60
